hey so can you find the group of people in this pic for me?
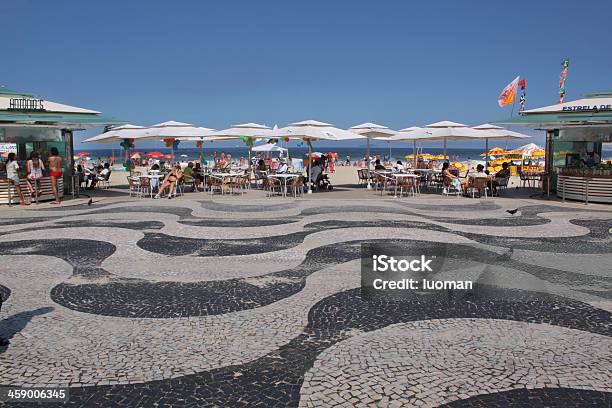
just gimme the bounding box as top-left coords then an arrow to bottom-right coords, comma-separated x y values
150,162 -> 203,199
442,161 -> 511,196
4,148 -> 63,205
76,162 -> 111,189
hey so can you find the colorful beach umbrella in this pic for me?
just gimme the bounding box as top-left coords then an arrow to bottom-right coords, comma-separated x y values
77,151 -> 90,157
146,151 -> 165,158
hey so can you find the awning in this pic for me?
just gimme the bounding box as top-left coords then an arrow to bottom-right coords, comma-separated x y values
493,113 -> 612,127
0,112 -> 123,128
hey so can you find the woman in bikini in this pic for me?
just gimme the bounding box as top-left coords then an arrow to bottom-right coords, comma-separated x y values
48,147 -> 63,204
26,152 -> 45,198
154,164 -> 182,199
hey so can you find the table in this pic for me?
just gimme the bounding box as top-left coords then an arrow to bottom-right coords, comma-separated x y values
208,173 -> 243,195
390,173 -> 419,197
269,173 -> 300,197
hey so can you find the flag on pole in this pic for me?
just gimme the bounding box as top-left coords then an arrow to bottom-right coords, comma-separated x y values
559,58 -> 569,103
497,76 -> 520,107
519,79 -> 527,111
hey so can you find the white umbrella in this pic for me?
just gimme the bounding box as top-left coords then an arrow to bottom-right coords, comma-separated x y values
388,126 -> 430,169
134,121 -> 215,139
212,123 -> 275,172
82,124 -> 146,143
135,121 -> 217,161
275,120 -> 363,193
422,121 -> 486,160
252,143 -> 288,153
472,123 -> 531,168
349,123 -> 394,189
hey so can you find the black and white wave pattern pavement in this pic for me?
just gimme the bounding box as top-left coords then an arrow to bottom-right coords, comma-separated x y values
0,198 -> 611,407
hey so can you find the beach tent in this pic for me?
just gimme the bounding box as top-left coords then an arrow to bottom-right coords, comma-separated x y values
275,120 -> 363,193
510,143 -> 544,157
349,123 -> 395,189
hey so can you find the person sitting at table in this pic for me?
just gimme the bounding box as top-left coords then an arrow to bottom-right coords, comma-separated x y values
149,163 -> 161,192
416,158 -> 426,169
393,160 -> 405,173
89,163 -> 110,189
183,162 -> 196,191
442,161 -> 468,195
473,164 -> 488,177
374,159 -> 386,170
307,159 -> 323,188
154,165 -> 182,199
194,162 -> 204,190
256,159 -> 267,172
277,159 -> 288,174
491,162 -> 510,194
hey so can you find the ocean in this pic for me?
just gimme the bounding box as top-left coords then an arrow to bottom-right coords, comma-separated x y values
76,146 -> 612,164
75,147 -> 528,163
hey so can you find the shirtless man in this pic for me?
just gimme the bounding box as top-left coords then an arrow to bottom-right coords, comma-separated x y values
48,147 -> 63,204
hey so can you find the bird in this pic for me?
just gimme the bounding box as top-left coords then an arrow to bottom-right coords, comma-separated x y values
506,208 -> 518,215
87,198 -> 93,206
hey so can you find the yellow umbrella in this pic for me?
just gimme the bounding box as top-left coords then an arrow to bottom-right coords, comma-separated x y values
480,147 -> 508,156
451,161 -> 467,171
532,149 -> 545,157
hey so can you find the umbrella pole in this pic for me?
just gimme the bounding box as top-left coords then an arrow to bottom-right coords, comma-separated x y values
413,141 -> 417,169
443,138 -> 447,162
485,138 -> 489,171
388,141 -> 391,164
307,141 -> 313,194
366,137 -> 372,189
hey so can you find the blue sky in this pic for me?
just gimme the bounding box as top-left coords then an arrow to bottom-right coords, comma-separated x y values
2,0 -> 611,150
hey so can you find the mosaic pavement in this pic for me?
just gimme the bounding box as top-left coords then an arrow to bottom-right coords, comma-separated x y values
0,195 -> 611,407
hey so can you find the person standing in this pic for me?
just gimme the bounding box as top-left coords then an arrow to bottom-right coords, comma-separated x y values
48,147 -> 63,204
5,153 -> 29,205
26,152 -> 45,198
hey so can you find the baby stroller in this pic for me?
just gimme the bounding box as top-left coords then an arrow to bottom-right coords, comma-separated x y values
315,173 -> 333,191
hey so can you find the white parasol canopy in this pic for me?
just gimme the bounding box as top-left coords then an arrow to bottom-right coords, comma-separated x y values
82,124 -> 146,143
252,143 -> 288,153
212,123 -> 276,171
349,123 -> 395,189
275,120 -> 363,193
133,121 -> 216,140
